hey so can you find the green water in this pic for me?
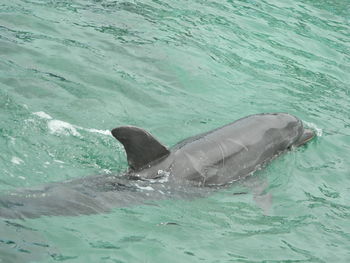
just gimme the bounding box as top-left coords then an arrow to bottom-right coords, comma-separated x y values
1,0 -> 350,262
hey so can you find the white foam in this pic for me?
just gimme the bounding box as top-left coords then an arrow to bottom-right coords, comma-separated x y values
102,169 -> 112,174
146,170 -> 171,184
11,156 -> 24,165
32,111 -> 112,137
48,120 -> 81,137
9,136 -> 15,144
304,121 -> 323,137
135,184 -> 154,191
33,111 -> 53,120
157,170 -> 170,183
83,128 -> 111,136
24,118 -> 35,124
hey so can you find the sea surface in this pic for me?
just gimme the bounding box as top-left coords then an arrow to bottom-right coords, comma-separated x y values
0,0 -> 349,262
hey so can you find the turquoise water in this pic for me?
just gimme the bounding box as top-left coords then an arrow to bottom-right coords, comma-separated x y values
1,0 -> 350,262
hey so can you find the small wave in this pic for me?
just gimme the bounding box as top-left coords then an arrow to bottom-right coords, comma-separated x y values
83,128 -> 111,136
47,120 -> 81,137
304,121 -> 323,137
11,156 -> 24,165
134,184 -> 154,191
33,111 -> 53,120
53,159 -> 65,164
32,111 -> 111,137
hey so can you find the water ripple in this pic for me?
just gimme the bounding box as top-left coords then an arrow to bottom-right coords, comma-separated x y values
0,0 -> 349,262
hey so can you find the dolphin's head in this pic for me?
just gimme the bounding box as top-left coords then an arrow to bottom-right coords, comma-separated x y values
294,128 -> 315,147
271,113 -> 315,148
285,114 -> 315,147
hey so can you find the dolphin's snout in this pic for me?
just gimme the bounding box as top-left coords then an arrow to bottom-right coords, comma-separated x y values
295,128 -> 315,147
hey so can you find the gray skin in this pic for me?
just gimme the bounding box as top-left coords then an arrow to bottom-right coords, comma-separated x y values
0,113 -> 314,219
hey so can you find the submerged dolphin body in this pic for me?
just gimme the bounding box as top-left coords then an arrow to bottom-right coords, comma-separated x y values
0,113 -> 314,219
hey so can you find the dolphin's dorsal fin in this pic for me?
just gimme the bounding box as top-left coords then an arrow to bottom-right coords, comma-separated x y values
111,126 -> 170,171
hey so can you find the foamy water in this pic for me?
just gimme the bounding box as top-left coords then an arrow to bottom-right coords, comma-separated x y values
33,111 -> 111,137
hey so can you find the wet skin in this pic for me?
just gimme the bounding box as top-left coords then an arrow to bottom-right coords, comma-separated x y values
0,113 -> 315,219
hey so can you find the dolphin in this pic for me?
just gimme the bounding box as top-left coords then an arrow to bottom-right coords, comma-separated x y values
0,113 -> 314,219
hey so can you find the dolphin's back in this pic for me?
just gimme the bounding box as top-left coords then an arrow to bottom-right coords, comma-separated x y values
0,113 -> 313,219
171,113 -> 304,186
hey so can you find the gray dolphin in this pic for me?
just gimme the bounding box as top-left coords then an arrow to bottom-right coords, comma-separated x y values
0,113 -> 314,219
